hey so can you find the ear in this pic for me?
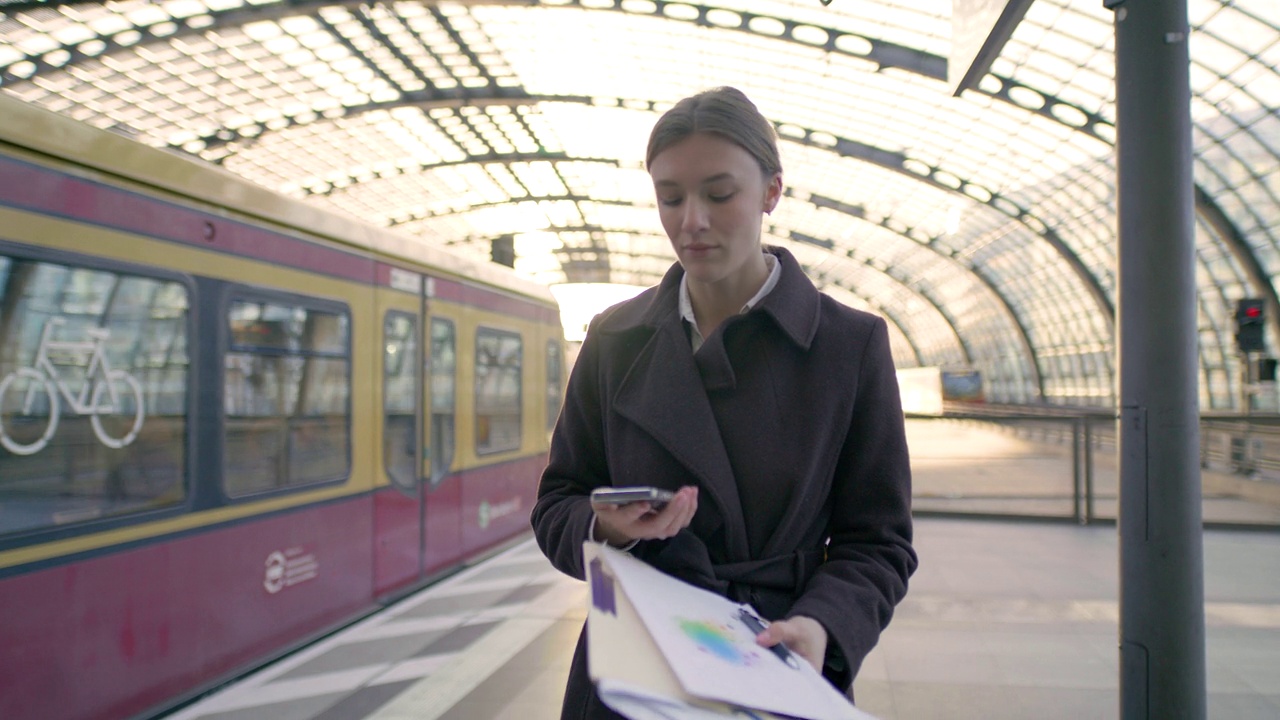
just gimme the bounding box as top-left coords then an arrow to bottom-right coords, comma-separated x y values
764,174 -> 783,215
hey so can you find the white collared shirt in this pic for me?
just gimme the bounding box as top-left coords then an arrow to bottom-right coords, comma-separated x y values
679,252 -> 780,352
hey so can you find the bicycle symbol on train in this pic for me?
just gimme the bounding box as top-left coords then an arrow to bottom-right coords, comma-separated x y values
0,318 -> 145,455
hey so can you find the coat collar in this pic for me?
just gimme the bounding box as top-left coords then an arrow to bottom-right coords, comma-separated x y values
595,246 -> 822,563
603,246 -> 821,349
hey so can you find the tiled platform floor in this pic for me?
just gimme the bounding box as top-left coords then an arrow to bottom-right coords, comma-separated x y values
161,517 -> 1280,720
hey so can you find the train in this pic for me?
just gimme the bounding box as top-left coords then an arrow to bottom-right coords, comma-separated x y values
0,94 -> 566,720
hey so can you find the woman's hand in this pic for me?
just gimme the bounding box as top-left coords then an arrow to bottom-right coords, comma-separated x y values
754,615 -> 827,673
590,486 -> 698,547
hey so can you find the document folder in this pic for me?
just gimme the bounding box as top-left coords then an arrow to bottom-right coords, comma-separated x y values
584,542 -> 878,720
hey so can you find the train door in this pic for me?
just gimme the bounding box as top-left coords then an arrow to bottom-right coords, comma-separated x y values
421,306 -> 462,575
373,273 -> 425,597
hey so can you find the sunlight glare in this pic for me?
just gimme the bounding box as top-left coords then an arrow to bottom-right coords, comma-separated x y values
550,282 -> 649,342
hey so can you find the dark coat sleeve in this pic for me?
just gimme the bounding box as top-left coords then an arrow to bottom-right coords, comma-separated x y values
530,314 -> 610,581
787,316 -> 917,688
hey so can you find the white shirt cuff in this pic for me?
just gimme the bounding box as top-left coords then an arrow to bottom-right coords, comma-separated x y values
588,512 -> 639,551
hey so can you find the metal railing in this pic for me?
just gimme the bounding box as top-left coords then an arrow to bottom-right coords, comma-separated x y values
906,404 -> 1280,529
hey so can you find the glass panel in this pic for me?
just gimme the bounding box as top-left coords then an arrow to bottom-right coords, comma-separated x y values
304,311 -> 351,355
546,339 -> 562,430
0,254 -> 188,536
229,301 -> 349,355
474,327 -> 522,455
229,302 -> 294,352
384,312 -> 417,491
429,317 -> 456,485
223,297 -> 350,497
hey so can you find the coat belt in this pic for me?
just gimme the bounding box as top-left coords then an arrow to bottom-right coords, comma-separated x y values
644,532 -> 825,614
715,547 -> 825,592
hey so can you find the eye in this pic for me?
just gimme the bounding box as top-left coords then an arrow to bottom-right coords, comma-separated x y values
658,195 -> 684,207
708,192 -> 735,203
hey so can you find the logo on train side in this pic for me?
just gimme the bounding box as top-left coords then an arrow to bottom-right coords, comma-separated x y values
0,318 -> 145,455
264,546 -> 320,594
478,497 -> 522,529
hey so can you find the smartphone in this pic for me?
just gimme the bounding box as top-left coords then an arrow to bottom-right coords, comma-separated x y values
590,486 -> 675,510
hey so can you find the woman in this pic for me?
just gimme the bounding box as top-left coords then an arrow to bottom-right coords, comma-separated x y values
531,86 -> 916,719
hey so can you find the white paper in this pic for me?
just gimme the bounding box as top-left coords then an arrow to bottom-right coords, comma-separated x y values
598,679 -> 780,720
589,543 -> 872,720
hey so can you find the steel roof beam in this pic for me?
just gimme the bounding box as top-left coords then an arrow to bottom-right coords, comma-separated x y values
385,190 -> 650,226
0,0 -> 1252,302
454,220 -> 950,365
385,175 -> 1048,395
190,89 -> 562,152
502,1 -> 1260,328
176,90 -> 1116,338
781,186 -> 1044,394
297,152 -> 620,199
793,230 -> 971,365
203,89 -> 1091,394
783,126 -> 1116,326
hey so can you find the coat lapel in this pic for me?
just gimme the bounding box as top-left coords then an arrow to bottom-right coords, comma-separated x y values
602,247 -> 822,564
746,247 -> 828,558
608,294 -> 750,562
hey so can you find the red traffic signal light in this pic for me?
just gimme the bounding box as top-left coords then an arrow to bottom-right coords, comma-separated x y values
1236,298 -> 1267,352
1236,299 -> 1266,323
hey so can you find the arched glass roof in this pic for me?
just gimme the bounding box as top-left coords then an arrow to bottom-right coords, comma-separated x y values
1,0 -> 1276,408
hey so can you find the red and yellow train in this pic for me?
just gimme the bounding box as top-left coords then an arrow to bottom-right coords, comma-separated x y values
0,94 -> 566,720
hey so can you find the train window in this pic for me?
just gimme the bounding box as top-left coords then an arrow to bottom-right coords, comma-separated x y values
475,327 -> 522,455
429,317 -> 455,486
224,297 -> 350,497
384,312 -> 418,492
0,254 -> 189,537
546,340 -> 563,430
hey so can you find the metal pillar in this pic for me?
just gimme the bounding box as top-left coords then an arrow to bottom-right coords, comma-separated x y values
1109,0 -> 1206,717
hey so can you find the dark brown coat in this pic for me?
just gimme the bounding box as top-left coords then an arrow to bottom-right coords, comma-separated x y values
532,247 -> 916,719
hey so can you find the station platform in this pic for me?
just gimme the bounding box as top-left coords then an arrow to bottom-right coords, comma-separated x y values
160,517 -> 1280,720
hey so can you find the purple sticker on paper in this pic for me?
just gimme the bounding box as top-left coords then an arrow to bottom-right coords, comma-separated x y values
589,556 -> 617,616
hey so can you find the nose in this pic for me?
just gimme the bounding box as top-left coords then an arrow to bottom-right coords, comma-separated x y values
680,197 -> 709,235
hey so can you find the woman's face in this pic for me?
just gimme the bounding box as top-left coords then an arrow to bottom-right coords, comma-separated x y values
648,133 -> 781,287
